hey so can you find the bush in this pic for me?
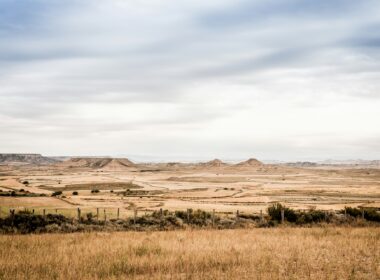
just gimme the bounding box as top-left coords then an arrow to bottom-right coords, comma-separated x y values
72,191 -> 78,195
267,203 -> 298,223
364,209 -> 380,222
22,181 -> 29,185
51,191 -> 63,196
340,207 -> 362,218
91,189 -> 100,193
296,210 -> 326,224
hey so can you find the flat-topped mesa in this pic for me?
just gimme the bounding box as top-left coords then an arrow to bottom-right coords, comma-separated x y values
200,159 -> 228,167
59,157 -> 135,169
235,158 -> 263,167
0,153 -> 57,165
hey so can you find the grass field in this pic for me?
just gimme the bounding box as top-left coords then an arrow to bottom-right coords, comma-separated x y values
0,227 -> 379,279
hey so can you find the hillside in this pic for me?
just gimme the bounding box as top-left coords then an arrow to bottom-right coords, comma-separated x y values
199,159 -> 228,168
0,153 -> 57,165
58,157 -> 135,170
235,158 -> 263,167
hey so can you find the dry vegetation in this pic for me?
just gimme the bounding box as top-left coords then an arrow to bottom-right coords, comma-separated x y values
0,227 -> 379,279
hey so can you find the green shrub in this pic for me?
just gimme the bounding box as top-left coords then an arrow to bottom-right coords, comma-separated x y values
267,203 -> 297,222
364,209 -> 380,222
51,191 -> 62,196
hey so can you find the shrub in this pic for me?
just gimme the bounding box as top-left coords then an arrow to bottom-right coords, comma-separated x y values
341,207 -> 362,218
72,191 -> 78,195
296,210 -> 326,224
267,203 -> 297,222
364,209 -> 380,222
91,189 -> 100,193
22,181 -> 29,185
52,191 -> 63,196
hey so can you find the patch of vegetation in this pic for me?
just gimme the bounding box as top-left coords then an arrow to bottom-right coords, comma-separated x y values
51,191 -> 63,197
72,191 -> 78,195
0,191 -> 45,197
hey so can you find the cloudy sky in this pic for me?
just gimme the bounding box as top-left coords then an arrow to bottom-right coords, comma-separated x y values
1,0 -> 380,161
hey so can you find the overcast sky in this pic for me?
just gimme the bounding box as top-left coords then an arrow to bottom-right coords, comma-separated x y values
1,0 -> 380,161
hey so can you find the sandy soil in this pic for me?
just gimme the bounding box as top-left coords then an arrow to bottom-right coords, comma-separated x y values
1,163 -> 379,215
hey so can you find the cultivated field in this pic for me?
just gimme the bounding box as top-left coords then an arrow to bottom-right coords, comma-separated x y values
0,227 -> 379,279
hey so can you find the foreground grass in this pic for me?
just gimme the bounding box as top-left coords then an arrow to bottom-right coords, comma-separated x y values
0,228 -> 379,279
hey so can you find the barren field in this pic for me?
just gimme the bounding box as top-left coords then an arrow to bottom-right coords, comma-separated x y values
0,227 -> 379,279
1,159 -> 380,218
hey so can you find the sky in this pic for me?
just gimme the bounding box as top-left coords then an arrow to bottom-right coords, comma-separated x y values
0,0 -> 380,161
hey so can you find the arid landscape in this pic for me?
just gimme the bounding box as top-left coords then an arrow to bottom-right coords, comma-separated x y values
2,0 -> 380,279
1,155 -> 380,219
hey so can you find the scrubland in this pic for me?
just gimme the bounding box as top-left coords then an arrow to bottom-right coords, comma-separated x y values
0,227 -> 379,280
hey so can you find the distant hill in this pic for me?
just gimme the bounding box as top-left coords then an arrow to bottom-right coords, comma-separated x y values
199,159 -> 228,168
235,158 -> 263,167
58,157 -> 135,170
0,153 -> 57,165
285,162 -> 318,168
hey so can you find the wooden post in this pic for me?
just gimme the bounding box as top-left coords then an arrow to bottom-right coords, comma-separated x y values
187,209 -> 190,223
32,209 -> 35,215
236,210 -> 240,221
117,208 -> 120,220
77,208 -> 81,222
55,209 -> 58,214
134,208 -> 137,224
10,209 -> 15,226
212,209 -> 215,227
43,209 -> 46,217
324,211 -> 328,221
96,208 -> 99,222
160,208 -> 163,218
281,209 -> 285,223
260,210 -> 263,221
104,209 -> 107,222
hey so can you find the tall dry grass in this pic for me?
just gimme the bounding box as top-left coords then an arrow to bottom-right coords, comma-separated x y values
0,227 -> 379,279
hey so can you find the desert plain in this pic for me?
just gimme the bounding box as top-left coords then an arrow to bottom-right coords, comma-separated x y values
1,156 -> 380,219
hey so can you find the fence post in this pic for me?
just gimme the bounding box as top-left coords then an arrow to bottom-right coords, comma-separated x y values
260,210 -> 263,221
77,208 -> 81,222
134,208 -> 137,224
160,208 -> 163,219
43,209 -> 46,217
96,208 -> 99,222
104,209 -> 107,222
236,210 -> 240,221
32,209 -> 35,215
10,209 -> 15,226
55,209 -> 58,214
187,209 -> 190,223
281,209 -> 285,223
212,209 -> 215,227
117,208 -> 120,220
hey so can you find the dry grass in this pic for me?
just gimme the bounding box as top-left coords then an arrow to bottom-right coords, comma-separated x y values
0,227 -> 379,279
